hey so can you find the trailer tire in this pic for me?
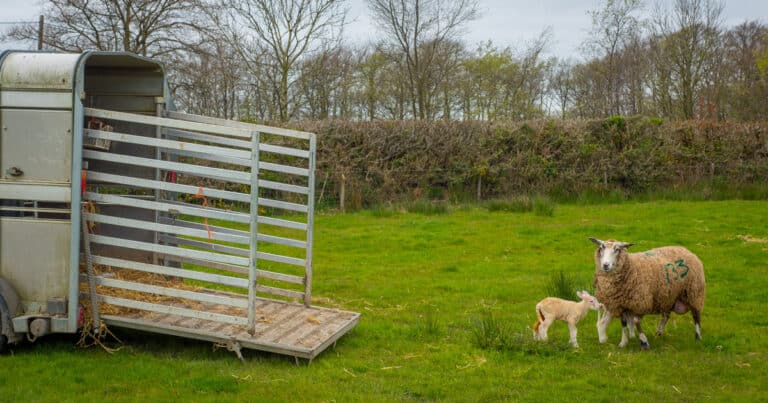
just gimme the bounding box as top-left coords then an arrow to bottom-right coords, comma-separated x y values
0,278 -> 20,352
0,295 -> 10,354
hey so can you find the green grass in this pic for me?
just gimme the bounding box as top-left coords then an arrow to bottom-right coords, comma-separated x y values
3,200 -> 768,401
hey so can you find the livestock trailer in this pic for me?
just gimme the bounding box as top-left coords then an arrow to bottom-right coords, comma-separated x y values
0,50 -> 358,361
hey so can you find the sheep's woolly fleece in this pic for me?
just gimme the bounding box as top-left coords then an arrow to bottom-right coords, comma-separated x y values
592,240 -> 705,318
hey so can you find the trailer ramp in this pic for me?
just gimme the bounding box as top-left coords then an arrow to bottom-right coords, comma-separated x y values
100,296 -> 359,361
79,107 -> 358,360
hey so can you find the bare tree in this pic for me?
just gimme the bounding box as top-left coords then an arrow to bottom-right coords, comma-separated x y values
366,0 -> 478,120
548,58 -> 575,118
356,46 -> 389,120
432,39 -> 465,120
583,0 -> 645,116
618,32 -> 651,115
3,0 -> 205,57
511,30 -> 552,119
224,0 -> 347,121
168,39 -> 245,119
720,21 -> 768,120
571,59 -> 610,118
650,0 -> 724,119
297,46 -> 356,119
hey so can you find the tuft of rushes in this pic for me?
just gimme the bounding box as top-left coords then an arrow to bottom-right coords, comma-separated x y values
544,271 -> 581,300
368,204 -> 397,217
533,197 -> 556,216
470,310 -> 511,350
417,309 -> 441,337
484,196 -> 533,213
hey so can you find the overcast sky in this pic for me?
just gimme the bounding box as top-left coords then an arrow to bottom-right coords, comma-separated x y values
2,0 -> 767,58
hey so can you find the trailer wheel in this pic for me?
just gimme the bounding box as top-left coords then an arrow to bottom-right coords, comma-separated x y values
0,295 -> 9,354
0,280 -> 20,353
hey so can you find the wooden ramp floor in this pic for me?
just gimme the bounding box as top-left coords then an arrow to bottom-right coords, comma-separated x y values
99,296 -> 360,360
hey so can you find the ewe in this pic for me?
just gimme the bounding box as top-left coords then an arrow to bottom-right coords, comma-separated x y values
589,238 -> 706,350
533,290 -> 602,348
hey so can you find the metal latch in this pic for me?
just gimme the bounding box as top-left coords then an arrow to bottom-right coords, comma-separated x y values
5,167 -> 23,177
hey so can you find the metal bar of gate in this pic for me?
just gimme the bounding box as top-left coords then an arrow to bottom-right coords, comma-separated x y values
248,131 -> 260,334
304,134 -> 317,306
165,110 -> 312,140
85,107 -> 252,139
154,101 -> 164,267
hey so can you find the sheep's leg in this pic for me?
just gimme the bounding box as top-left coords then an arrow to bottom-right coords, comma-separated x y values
538,318 -> 553,341
624,312 -> 636,338
692,308 -> 702,340
568,322 -> 579,348
618,315 -> 629,348
635,319 -> 650,350
598,311 -> 613,344
656,312 -> 670,336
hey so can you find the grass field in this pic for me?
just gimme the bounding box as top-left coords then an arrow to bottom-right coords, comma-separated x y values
2,200 -> 767,401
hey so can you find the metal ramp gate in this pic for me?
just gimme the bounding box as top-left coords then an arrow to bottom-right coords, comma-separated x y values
79,107 -> 358,360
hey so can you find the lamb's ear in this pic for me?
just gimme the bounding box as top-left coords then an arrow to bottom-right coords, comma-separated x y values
589,237 -> 604,247
576,290 -> 585,299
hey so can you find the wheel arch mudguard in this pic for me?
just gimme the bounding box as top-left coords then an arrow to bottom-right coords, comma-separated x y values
0,278 -> 21,339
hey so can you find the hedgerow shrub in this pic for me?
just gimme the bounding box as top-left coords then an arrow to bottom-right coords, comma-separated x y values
191,117 -> 768,209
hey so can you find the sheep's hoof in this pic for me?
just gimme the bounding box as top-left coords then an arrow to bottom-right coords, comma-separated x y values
640,341 -> 650,350
618,341 -> 628,348
655,330 -> 663,337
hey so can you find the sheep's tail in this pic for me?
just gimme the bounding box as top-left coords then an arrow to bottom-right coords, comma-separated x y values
534,306 -> 545,333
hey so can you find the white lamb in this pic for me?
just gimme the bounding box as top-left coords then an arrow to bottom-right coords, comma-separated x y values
533,290 -> 602,348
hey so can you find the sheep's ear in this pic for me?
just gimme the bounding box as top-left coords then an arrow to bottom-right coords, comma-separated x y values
589,237 -> 604,247
619,242 -> 635,250
576,290 -> 585,299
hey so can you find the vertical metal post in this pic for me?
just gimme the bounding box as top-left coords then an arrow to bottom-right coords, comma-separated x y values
67,61 -> 87,333
37,15 -> 44,50
247,131 -> 260,334
304,134 -> 317,307
153,99 -> 164,266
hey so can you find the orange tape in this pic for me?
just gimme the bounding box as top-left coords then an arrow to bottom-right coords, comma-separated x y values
195,186 -> 212,239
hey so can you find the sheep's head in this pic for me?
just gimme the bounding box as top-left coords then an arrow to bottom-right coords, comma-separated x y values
589,238 -> 634,274
576,290 -> 602,310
